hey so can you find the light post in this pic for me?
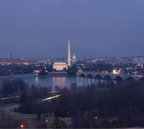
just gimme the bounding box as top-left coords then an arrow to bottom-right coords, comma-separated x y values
91,117 -> 98,129
17,124 -> 24,129
45,119 -> 49,123
20,124 -> 24,128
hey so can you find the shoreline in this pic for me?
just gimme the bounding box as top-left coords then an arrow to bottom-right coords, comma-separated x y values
0,72 -> 77,79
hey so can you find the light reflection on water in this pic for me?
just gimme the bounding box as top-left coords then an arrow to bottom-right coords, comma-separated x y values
35,77 -> 109,89
0,76 -> 111,90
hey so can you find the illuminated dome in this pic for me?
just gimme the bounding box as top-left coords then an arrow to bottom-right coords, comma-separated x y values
72,54 -> 76,60
53,62 -> 68,71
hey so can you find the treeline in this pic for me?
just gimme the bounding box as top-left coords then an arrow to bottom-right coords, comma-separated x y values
85,63 -> 114,73
14,85 -> 51,114
0,64 -> 33,75
17,79 -> 144,128
75,61 -> 114,72
75,61 -> 144,75
0,64 -> 53,76
57,80 -> 144,128
1,79 -> 28,97
29,85 -> 51,100
67,65 -> 77,75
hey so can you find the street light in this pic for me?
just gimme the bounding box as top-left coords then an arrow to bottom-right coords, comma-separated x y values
45,119 -> 49,123
91,117 -> 98,129
17,124 -> 24,129
95,117 -> 98,120
20,124 -> 24,128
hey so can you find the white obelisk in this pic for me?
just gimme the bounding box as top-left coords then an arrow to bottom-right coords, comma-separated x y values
68,39 -> 71,67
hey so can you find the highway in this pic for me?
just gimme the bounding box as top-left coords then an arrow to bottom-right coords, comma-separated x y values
0,92 -> 61,111
0,104 -> 19,111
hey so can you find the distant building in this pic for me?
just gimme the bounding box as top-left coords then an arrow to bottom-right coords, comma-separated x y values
53,62 -> 68,71
0,61 -> 29,65
72,54 -> 76,60
71,54 -> 77,64
53,39 -> 71,70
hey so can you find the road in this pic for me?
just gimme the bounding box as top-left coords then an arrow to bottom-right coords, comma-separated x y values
0,95 -> 20,100
0,104 -> 19,111
0,92 -> 61,111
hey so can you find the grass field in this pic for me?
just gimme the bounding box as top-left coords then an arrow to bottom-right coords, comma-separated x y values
0,108 -> 72,128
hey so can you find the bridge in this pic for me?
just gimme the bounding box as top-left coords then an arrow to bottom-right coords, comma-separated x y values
77,72 -> 144,81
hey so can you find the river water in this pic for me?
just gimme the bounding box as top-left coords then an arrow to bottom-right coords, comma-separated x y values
0,75 -> 111,90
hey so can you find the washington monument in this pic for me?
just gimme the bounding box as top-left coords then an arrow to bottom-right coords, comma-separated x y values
68,39 -> 71,66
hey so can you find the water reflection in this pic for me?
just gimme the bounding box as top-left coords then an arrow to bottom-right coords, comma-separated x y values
53,77 -> 67,88
77,77 -> 79,87
35,77 -> 39,87
0,76 -> 113,90
34,76 -> 105,90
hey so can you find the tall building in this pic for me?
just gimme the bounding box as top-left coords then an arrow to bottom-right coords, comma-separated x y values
68,39 -> 71,66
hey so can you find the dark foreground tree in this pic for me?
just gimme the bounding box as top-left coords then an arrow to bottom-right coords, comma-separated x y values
2,80 -> 13,96
18,91 -> 33,114
51,117 -> 67,128
2,79 -> 27,96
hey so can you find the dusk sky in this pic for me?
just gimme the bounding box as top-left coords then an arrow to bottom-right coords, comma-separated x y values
0,0 -> 143,58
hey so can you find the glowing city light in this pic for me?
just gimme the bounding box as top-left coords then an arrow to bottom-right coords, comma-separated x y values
95,117 -> 98,120
20,124 -> 24,128
42,94 -> 61,101
112,69 -> 122,74
113,69 -> 117,74
46,119 -> 49,123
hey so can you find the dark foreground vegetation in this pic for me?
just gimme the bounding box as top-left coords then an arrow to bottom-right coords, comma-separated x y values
2,79 -> 142,128
0,78 -> 52,106
1,77 -> 144,128
1,79 -> 28,97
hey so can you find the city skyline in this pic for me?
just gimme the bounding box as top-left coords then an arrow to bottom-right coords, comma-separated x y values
0,0 -> 143,58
